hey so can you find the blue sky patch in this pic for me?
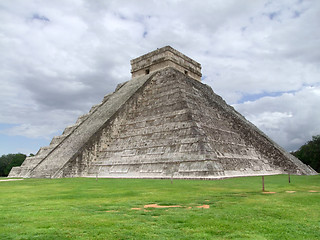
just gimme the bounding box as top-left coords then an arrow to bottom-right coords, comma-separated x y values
0,123 -> 19,131
143,31 -> 148,38
0,123 -> 56,156
238,90 -> 296,104
293,10 -> 301,18
0,133 -> 50,156
264,11 -> 281,21
32,13 -> 50,22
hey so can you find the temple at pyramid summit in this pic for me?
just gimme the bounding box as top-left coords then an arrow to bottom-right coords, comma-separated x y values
9,46 -> 317,179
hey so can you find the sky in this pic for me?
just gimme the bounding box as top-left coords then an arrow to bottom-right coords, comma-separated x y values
0,0 -> 319,156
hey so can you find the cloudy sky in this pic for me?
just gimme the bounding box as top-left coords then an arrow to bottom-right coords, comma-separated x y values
1,0 -> 319,156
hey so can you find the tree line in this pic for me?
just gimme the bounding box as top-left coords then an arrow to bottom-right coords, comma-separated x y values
292,135 -> 320,173
0,153 -> 26,177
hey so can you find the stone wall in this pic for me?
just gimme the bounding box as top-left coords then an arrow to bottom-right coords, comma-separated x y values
130,46 -> 202,81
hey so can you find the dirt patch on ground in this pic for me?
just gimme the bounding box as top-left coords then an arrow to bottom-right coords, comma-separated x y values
308,190 -> 318,193
0,179 -> 23,182
262,192 -> 276,194
286,191 -> 296,193
144,204 -> 181,209
105,210 -> 118,213
196,205 -> 210,209
133,203 -> 211,210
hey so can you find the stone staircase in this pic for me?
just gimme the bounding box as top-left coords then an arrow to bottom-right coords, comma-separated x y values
8,77 -> 142,178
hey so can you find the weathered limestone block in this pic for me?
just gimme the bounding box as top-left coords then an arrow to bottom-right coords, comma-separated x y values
50,134 -> 68,146
131,46 -> 202,81
76,113 -> 90,124
36,146 -> 55,158
8,156 -> 43,177
89,103 -> 102,113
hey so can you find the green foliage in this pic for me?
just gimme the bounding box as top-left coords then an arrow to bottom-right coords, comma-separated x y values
0,153 -> 26,176
292,135 -> 320,172
0,175 -> 319,239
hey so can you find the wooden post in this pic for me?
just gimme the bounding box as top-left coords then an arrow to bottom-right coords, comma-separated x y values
288,173 -> 291,184
96,166 -> 102,182
262,176 -> 265,192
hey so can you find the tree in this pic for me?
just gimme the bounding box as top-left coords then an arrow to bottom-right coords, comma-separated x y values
292,135 -> 320,173
0,153 -> 26,177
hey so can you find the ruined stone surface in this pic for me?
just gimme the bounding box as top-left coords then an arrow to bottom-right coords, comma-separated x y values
131,46 -> 202,81
9,47 -> 317,179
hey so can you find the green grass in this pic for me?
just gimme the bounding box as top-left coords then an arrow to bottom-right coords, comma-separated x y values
0,175 -> 319,239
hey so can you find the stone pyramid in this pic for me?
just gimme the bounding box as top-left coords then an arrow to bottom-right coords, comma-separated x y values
9,46 -> 317,179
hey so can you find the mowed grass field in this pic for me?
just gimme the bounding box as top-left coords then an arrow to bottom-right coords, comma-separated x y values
0,175 -> 319,240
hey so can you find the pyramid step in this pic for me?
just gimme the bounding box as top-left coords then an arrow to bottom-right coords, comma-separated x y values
36,146 -> 55,158
89,103 -> 103,113
21,156 -> 44,167
76,113 -> 90,124
9,156 -> 45,177
7,166 -> 22,177
63,123 -> 80,135
19,167 -> 34,177
27,156 -> 46,175
50,134 -> 69,146
48,142 -> 59,149
115,81 -> 128,92
103,93 -> 112,102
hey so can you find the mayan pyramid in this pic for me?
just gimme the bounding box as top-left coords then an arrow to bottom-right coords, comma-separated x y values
9,46 -> 317,179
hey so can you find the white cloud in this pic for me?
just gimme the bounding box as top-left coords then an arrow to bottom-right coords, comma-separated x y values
234,86 -> 320,151
0,0 -> 319,155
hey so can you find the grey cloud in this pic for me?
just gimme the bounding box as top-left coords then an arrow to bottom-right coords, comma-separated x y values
233,86 -> 320,151
0,0 -> 320,154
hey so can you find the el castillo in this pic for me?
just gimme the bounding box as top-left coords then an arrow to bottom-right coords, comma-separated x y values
9,46 -> 317,179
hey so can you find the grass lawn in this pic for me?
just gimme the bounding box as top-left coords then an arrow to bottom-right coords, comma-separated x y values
0,175 -> 319,239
